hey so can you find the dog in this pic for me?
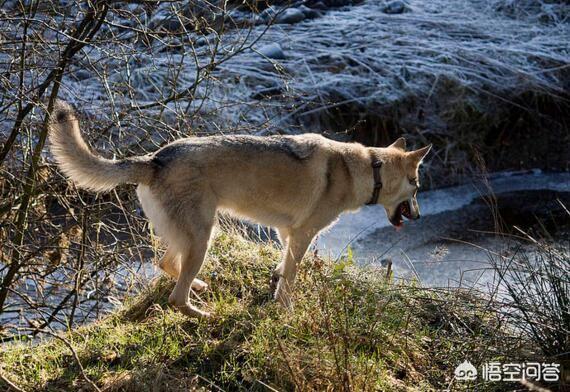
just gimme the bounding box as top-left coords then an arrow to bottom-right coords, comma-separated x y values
48,101 -> 431,318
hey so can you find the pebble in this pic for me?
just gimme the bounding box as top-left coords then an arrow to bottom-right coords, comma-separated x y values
259,6 -> 278,22
149,16 -> 183,32
251,86 -> 283,100
324,0 -> 354,7
382,0 -> 411,14
257,43 -> 286,60
307,1 -> 328,9
2,0 -> 17,10
275,8 -> 306,24
298,5 -> 322,19
75,69 -> 91,81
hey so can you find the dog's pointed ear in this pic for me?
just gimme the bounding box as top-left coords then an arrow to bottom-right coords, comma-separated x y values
408,144 -> 432,164
388,137 -> 406,151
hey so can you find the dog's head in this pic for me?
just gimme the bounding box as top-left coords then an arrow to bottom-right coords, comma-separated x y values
374,138 -> 431,228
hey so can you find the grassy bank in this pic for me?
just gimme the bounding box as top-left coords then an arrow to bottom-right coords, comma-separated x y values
0,232 -> 530,391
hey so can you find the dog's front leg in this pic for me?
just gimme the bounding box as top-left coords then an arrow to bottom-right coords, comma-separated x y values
270,228 -> 289,292
274,231 -> 312,308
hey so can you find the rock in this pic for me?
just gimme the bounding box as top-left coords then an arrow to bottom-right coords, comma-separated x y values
149,15 -> 183,32
75,69 -> 91,81
379,258 -> 393,268
257,43 -> 286,60
160,38 -> 184,53
257,6 -> 278,24
162,18 -> 183,31
298,5 -> 322,19
306,1 -> 328,10
323,0 -> 353,7
127,54 -> 151,68
2,0 -> 17,11
225,9 -> 252,26
194,36 -> 209,47
275,8 -> 306,24
382,0 -> 411,14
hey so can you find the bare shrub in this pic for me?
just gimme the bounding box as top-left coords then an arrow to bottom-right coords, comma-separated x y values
0,0 -> 274,339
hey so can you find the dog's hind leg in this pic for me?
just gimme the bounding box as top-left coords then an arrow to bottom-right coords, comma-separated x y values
159,246 -> 209,292
167,206 -> 215,318
140,184 -> 208,292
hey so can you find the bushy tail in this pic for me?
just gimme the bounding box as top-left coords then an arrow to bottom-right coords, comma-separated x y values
48,100 -> 153,192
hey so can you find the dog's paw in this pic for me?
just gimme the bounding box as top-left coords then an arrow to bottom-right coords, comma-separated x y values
176,303 -> 211,319
168,296 -> 211,319
191,278 -> 208,293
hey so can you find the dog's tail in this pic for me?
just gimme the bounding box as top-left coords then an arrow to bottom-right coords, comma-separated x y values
48,100 -> 153,192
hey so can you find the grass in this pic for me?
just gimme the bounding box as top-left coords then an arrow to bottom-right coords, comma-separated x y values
0,231 -> 532,391
490,228 -> 570,359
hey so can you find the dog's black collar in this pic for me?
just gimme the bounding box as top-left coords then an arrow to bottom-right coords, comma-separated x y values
366,160 -> 383,205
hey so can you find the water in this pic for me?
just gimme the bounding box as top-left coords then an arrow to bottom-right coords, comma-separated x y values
0,259 -> 157,333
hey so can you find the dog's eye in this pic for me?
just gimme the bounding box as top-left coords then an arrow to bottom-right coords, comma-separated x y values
409,178 -> 418,187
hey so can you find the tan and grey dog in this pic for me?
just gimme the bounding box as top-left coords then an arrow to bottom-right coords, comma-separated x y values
48,101 -> 431,318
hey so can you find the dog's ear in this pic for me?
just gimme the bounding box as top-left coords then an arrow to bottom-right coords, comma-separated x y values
388,137 -> 406,151
407,144 -> 432,164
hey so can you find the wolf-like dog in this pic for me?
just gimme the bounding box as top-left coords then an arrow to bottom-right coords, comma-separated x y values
48,101 -> 431,318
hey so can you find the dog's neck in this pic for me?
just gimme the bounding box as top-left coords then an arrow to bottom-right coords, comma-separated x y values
340,145 -> 385,211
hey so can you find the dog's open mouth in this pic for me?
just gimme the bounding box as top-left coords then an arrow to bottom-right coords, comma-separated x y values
389,201 -> 413,227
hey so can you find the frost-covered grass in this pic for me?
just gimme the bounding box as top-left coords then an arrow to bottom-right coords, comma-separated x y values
0,232 -> 530,391
47,0 -> 569,185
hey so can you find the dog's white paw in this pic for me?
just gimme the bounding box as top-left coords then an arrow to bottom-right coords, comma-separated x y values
191,278 -> 209,293
174,303 -> 211,319
168,295 -> 211,318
